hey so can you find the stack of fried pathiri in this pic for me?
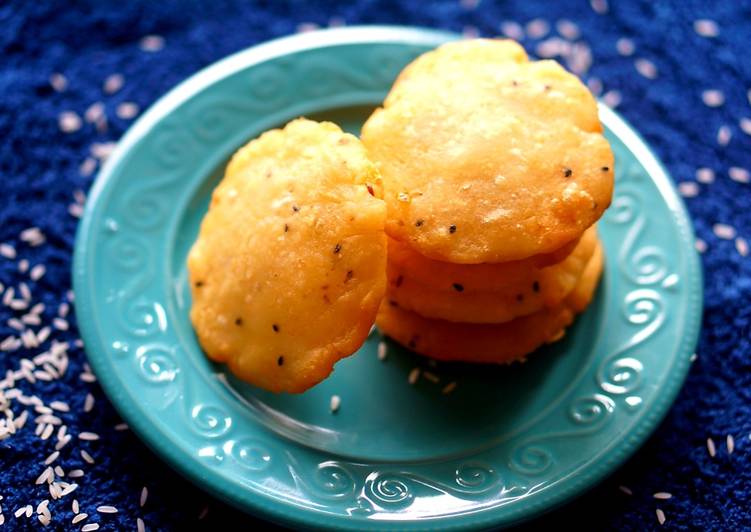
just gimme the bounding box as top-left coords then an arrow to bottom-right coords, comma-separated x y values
362,39 -> 613,364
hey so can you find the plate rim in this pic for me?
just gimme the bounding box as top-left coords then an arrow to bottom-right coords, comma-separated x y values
73,25 -> 703,530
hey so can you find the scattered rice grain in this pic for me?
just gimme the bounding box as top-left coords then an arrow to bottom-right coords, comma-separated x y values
41,423 -> 54,440
729,167 -> 750,183
50,73 -> 68,92
80,157 -> 97,177
590,0 -> 608,14
377,341 -> 387,361
81,523 -> 100,532
96,505 -> 118,514
707,437 -> 716,457
140,486 -> 148,507
79,431 -> 100,441
656,508 -> 666,525
59,111 -> 82,133
72,513 -> 88,524
137,517 -> 145,532
442,381 -> 457,394
0,243 -> 16,259
50,400 -> 70,412
103,74 -> 124,94
602,90 -> 622,109
702,89 -> 724,107
555,19 -> 580,40
635,58 -> 658,79
727,434 -> 735,454
653,492 -> 672,499
68,469 -> 84,479
84,393 -> 95,413
736,237 -> 749,257
616,37 -> 635,56
140,34 -> 165,51
713,223 -> 736,240
678,182 -> 699,198
329,395 -> 341,413
717,125 -> 732,146
53,318 -> 69,331
423,371 -> 440,383
408,368 -> 420,385
499,21 -> 524,40
694,19 -> 719,37
525,18 -> 549,39
73,499 -> 80,513
114,423 -> 128,431
740,118 -> 751,136
81,450 -> 95,464
116,102 -> 139,120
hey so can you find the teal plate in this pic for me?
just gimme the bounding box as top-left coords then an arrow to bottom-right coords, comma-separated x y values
73,27 -> 703,530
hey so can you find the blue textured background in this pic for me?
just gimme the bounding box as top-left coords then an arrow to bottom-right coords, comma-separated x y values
1,1 -> 749,530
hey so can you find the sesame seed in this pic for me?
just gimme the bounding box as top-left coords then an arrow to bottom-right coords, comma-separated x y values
713,223 -> 736,240
96,505 -> 118,514
116,102 -> 140,120
656,508 -> 666,525
408,368 -> 420,385
615,37 -> 635,56
696,167 -> 715,183
729,167 -> 750,183
717,125 -> 732,146
377,341 -> 387,361
590,0 -> 608,14
79,431 -> 100,441
727,434 -> 735,454
140,486 -> 148,507
140,34 -> 165,51
653,492 -> 672,500
525,18 -> 549,39
72,513 -> 87,524
59,111 -> 82,133
499,21 -> 524,40
50,73 -> 68,92
702,89 -> 724,107
329,395 -> 341,413
602,90 -> 622,109
103,73 -> 124,94
707,437 -> 716,457
694,19 -> 719,37
678,182 -> 699,198
0,243 -> 16,259
635,58 -> 658,79
618,485 -> 633,495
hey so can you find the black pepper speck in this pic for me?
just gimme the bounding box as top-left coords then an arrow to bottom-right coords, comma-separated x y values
449,224 -> 456,234
415,219 -> 424,227
272,324 -> 279,332
235,317 -> 243,326
452,283 -> 464,292
395,275 -> 404,288
532,281 -> 540,292
277,356 -> 284,366
563,167 -> 573,178
333,243 -> 341,254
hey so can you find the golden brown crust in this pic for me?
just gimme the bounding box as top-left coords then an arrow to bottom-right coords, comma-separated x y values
361,39 -> 614,263
386,231 -> 599,323
188,118 -> 386,393
375,241 -> 605,363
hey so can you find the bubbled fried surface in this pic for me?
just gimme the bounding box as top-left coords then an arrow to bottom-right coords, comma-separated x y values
188,118 -> 386,393
361,39 -> 614,263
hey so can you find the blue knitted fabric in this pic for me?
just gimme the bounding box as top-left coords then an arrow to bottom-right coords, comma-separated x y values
1,1 -> 749,530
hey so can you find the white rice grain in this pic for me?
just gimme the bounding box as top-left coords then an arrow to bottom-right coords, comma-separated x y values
50,73 -> 68,92
81,450 -> 95,464
736,237 -> 749,257
0,243 -> 16,259
656,508 -> 666,525
702,89 -> 724,107
140,34 -> 165,52
84,393 -> 95,413
694,19 -> 719,37
717,125 -> 732,146
114,423 -> 128,431
41,423 -> 54,440
116,102 -> 139,120
68,469 -> 85,479
50,400 -> 69,412
59,111 -> 82,133
555,19 -> 580,40
329,395 -> 341,413
73,499 -> 80,513
72,513 -> 87,524
707,437 -> 716,457
635,58 -> 658,79
713,223 -> 736,240
80,157 -> 97,177
137,517 -> 146,532
499,21 -> 524,40
78,431 -> 100,441
58,302 -> 69,317
727,434 -> 735,454
729,167 -> 750,184
140,486 -> 148,507
696,167 -> 715,183
96,505 -> 118,514
678,182 -> 699,198
602,90 -> 622,109
408,368 -> 420,385
423,371 -> 440,383
525,18 -> 549,39
377,341 -> 387,361
616,37 -> 635,56
590,0 -> 608,14
619,485 -> 633,495
81,523 -> 100,532
35,466 -> 54,485
103,73 -> 124,94
741,117 -> 751,136
53,318 -> 69,331
442,381 -> 458,395
44,451 -> 59,465
653,492 -> 672,499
